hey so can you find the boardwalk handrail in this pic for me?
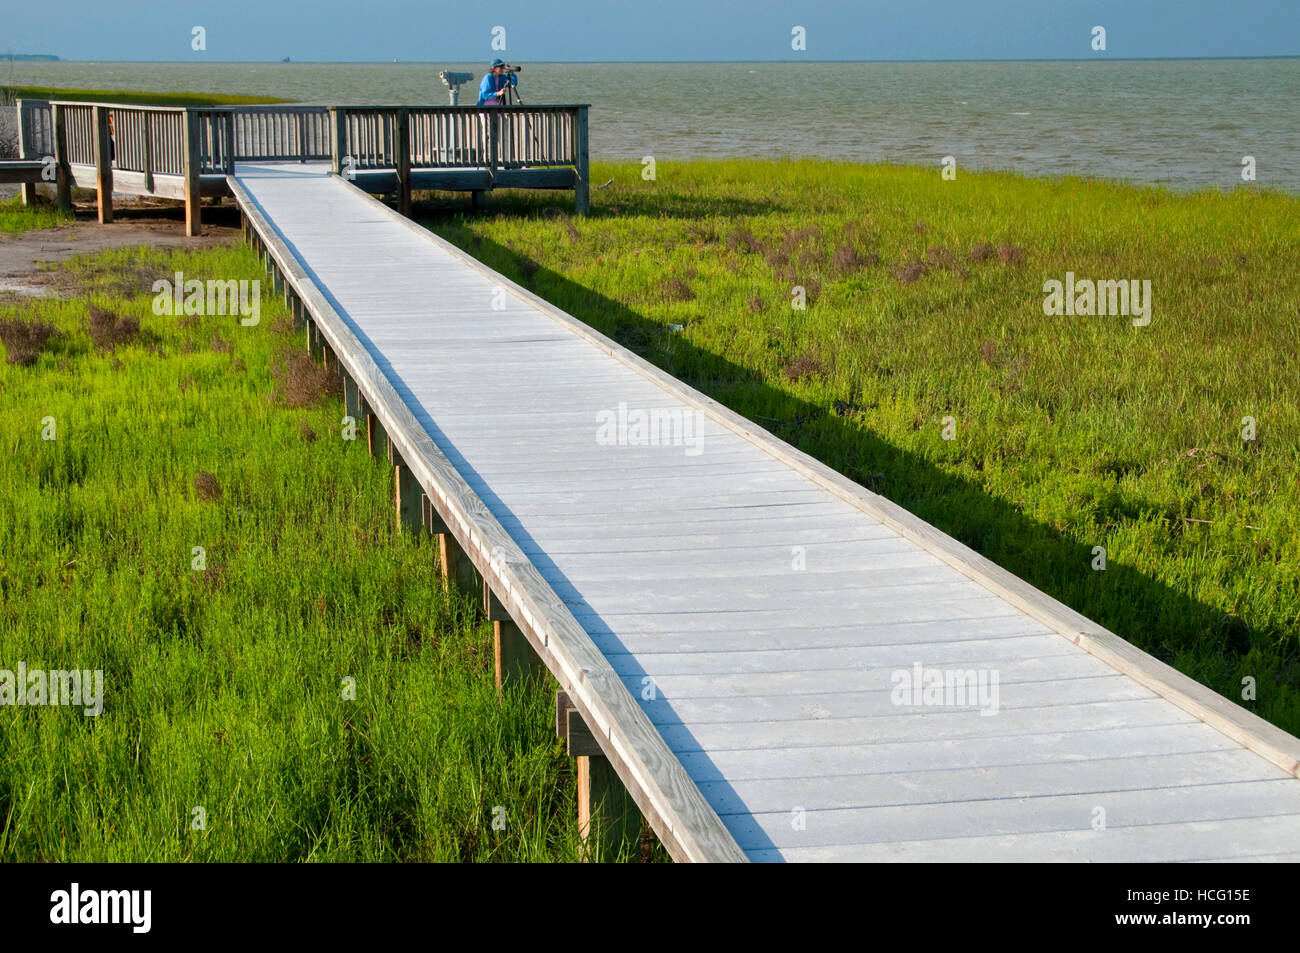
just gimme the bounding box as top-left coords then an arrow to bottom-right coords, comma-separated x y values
324,104 -> 585,171
196,106 -> 333,170
22,99 -> 591,225
228,172 -> 748,862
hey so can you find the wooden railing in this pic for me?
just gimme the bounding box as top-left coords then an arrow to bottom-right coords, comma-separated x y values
329,105 -> 585,170
17,99 -> 54,158
329,105 -> 590,214
197,106 -> 332,170
17,99 -> 591,232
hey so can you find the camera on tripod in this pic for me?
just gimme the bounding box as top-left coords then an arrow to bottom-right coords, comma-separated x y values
500,64 -> 523,73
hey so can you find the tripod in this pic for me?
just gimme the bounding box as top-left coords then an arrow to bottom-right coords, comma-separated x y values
497,80 -> 542,168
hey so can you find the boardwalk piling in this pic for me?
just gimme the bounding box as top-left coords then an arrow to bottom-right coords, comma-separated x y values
395,107 -> 411,217
51,103 -> 71,212
329,107 -> 346,175
556,692 -> 642,858
574,105 -> 590,215
343,374 -> 362,420
393,456 -> 424,537
422,495 -> 473,592
484,583 -> 544,689
421,496 -> 473,591
579,757 -> 641,859
92,106 -> 113,224
365,407 -> 389,461
494,621 -> 542,689
182,108 -> 202,236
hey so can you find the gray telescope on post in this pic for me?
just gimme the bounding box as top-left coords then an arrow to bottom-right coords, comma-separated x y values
439,70 -> 474,105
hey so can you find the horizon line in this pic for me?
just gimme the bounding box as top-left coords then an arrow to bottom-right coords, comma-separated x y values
6,54 -> 1300,65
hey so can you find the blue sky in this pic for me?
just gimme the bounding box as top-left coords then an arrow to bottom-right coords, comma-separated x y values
7,0 -> 1299,62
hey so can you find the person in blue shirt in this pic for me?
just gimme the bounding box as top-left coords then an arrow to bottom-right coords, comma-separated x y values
477,59 -> 518,106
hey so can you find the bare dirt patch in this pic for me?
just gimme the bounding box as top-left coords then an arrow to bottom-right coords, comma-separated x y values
0,214 -> 238,299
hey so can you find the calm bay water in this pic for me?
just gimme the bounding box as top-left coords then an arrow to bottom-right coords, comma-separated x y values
5,59 -> 1300,190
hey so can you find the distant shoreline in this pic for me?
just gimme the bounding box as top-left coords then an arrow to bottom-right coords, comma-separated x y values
9,54 -> 1300,65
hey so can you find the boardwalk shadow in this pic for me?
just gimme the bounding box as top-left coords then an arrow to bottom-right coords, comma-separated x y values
451,231 -> 1265,660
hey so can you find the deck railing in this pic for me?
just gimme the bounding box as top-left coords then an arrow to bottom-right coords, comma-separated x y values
111,107 -> 188,177
329,105 -> 584,170
17,99 -> 590,232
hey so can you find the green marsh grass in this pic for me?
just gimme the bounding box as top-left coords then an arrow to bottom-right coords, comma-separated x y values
0,194 -> 71,233
1,86 -> 288,107
424,158 -> 1300,735
0,241 -> 631,862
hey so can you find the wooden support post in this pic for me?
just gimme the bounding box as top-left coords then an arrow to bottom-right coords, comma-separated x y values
495,621 -> 542,689
92,106 -> 113,224
483,578 -> 509,622
573,105 -> 590,215
366,408 -> 388,461
52,103 -> 71,213
437,530 -> 477,593
556,691 -> 641,859
395,107 -> 411,217
306,319 -> 323,360
578,757 -> 641,859
17,100 -> 38,207
343,374 -> 361,422
224,111 -> 237,175
485,580 -> 543,689
422,493 -> 448,535
421,486 -> 477,594
142,111 -> 154,195
182,108 -> 202,237
329,107 -> 346,176
394,456 -> 423,537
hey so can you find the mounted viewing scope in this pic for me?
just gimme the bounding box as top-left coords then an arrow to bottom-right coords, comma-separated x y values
500,64 -> 523,73
439,70 -> 475,105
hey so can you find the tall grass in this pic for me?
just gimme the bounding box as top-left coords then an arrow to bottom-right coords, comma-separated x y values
0,243 -> 620,861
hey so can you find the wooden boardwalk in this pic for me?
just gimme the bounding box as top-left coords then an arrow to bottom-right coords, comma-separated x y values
230,160 -> 1300,862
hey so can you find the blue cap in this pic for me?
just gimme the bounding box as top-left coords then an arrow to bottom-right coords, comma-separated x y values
490,58 -> 505,67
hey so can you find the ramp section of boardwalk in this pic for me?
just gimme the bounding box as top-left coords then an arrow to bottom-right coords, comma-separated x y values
230,161 -> 1300,862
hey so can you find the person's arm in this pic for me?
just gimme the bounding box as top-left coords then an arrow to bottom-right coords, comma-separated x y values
508,72 -> 518,87
478,74 -> 495,104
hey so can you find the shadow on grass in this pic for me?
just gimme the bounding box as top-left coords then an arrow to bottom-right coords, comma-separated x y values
411,184 -> 783,222
416,207 -> 1296,742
